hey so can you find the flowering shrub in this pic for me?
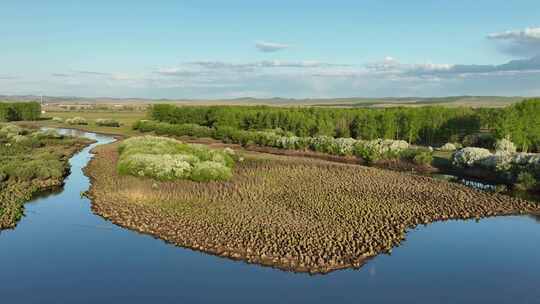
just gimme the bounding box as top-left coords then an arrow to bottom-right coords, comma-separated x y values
117,136 -> 235,182
494,138 -> 517,153
191,161 -> 232,182
134,120 -> 418,163
95,118 -> 120,127
439,143 -> 457,151
451,147 -> 492,167
353,139 -> 410,163
453,145 -> 540,183
478,151 -> 513,172
66,117 -> 88,125
118,153 -> 194,180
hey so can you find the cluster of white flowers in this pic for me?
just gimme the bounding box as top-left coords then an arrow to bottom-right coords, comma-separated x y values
118,136 -> 235,182
124,154 -> 194,179
478,151 -> 513,171
66,117 -> 88,125
494,138 -> 517,153
453,146 -> 540,174
451,147 -> 493,167
332,138 -> 356,155
359,139 -> 410,155
275,135 -> 303,150
439,142 -> 457,151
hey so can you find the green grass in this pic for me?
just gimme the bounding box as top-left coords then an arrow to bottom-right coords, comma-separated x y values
41,111 -> 147,136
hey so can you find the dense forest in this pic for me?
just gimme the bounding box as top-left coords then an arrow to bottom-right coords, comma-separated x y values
149,99 -> 540,151
0,102 -> 41,122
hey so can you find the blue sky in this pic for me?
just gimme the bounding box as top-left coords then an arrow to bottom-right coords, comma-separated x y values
1,0 -> 540,98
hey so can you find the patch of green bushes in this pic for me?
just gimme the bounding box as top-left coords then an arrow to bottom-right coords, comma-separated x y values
95,118 -> 120,127
66,117 -> 88,125
515,172 -> 538,191
117,136 -> 236,182
133,120 -> 432,166
0,102 -> 41,121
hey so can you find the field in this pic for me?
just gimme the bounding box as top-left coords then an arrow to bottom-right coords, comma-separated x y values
41,111 -> 147,136
85,141 -> 539,274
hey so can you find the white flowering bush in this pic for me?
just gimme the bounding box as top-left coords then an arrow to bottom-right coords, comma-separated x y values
66,117 -> 88,125
451,147 -> 492,167
119,154 -> 194,180
117,136 -> 235,182
439,143 -> 457,151
333,138 -> 356,156
478,151 -> 513,172
353,139 -> 410,163
494,138 -> 516,153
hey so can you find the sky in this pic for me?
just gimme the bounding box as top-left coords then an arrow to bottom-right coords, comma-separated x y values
1,0 -> 540,99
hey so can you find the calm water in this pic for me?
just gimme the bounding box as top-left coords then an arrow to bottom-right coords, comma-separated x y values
1,129 -> 539,304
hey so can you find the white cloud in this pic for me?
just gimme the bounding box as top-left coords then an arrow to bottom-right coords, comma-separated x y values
255,41 -> 290,52
7,56 -> 540,99
487,27 -> 540,41
487,27 -> 540,56
188,60 -> 343,69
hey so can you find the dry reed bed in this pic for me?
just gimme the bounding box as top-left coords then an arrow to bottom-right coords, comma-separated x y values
86,142 -> 539,274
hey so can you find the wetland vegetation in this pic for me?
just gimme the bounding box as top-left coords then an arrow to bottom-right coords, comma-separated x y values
0,123 -> 93,229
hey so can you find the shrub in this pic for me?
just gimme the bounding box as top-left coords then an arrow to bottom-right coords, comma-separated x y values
52,117 -> 64,123
191,161 -> 232,182
118,153 -> 194,180
95,118 -> 120,127
117,136 -> 235,182
32,129 -> 63,139
515,172 -> 537,191
439,142 -> 457,151
413,151 -> 433,166
451,147 -> 492,167
66,117 -> 88,125
494,138 -> 517,153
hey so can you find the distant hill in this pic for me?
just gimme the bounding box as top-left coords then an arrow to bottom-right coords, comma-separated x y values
0,95 -> 529,108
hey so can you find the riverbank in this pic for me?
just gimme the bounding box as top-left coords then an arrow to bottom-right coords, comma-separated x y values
0,129 -> 94,230
85,141 -> 540,274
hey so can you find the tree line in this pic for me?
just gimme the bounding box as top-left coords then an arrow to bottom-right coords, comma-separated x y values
0,102 -> 41,122
149,99 -> 539,151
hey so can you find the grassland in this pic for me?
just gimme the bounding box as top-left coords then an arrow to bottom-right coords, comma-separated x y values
85,141 -> 540,274
40,111 -> 146,136
0,125 -> 94,230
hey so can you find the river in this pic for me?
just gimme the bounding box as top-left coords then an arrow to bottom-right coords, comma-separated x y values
1,129 -> 539,303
